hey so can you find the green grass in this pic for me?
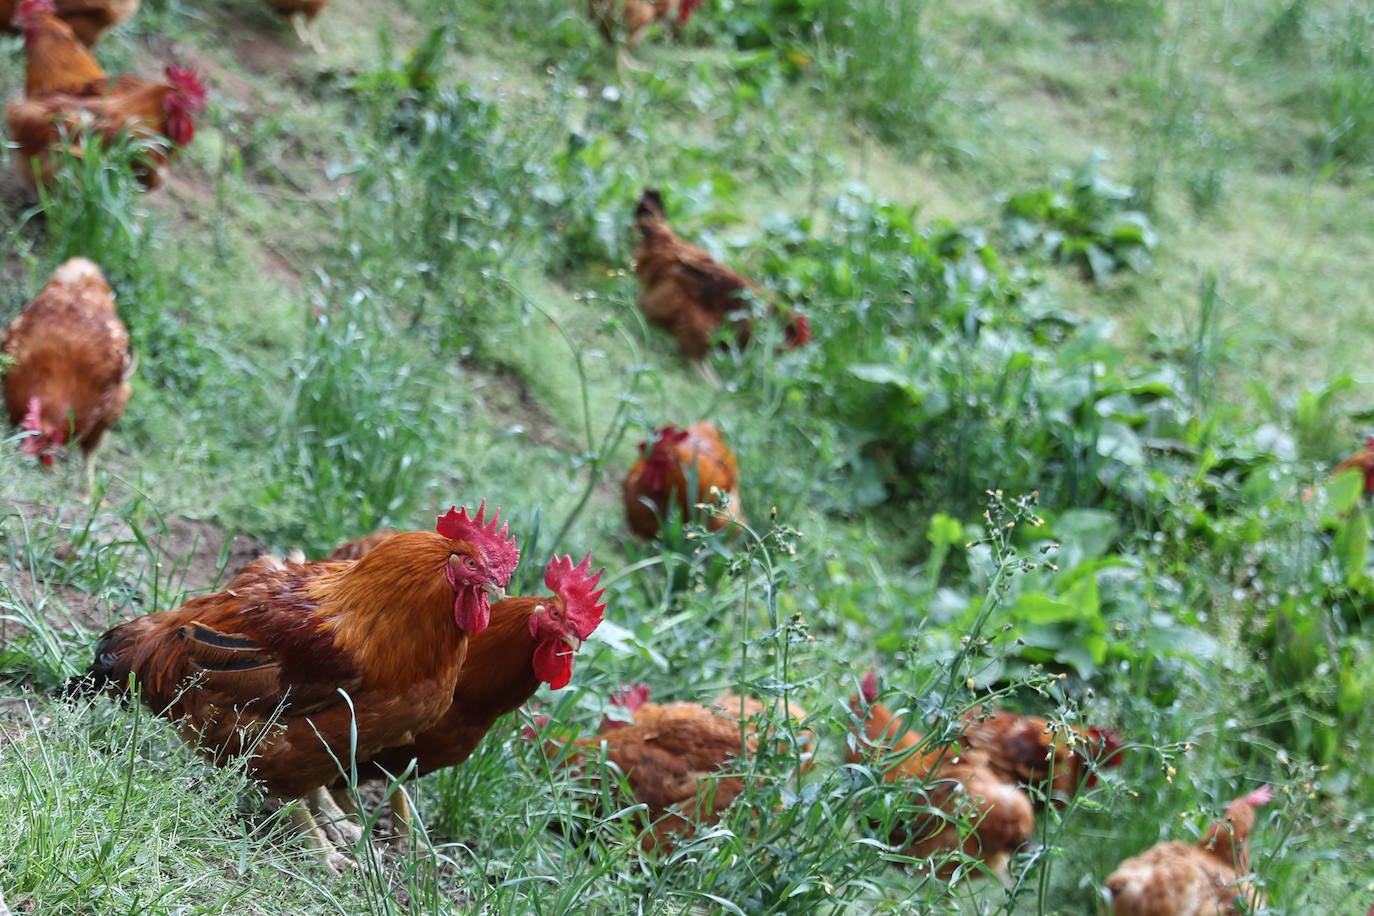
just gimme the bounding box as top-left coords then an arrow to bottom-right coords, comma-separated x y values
2,0 -> 1374,911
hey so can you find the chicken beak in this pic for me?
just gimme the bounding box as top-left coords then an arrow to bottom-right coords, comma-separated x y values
485,582 -> 508,603
562,633 -> 584,652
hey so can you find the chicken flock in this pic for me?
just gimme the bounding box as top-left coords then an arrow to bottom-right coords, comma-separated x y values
1,0 -> 1339,911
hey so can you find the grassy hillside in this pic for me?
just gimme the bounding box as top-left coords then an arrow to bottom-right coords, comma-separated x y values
2,0 -> 1373,912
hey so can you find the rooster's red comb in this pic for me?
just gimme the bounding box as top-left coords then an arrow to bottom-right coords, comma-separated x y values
679,0 -> 706,23
610,682 -> 650,713
785,312 -> 812,350
860,670 -> 879,705
20,396 -> 43,434
643,424 -> 689,458
1086,725 -> 1127,766
544,552 -> 607,641
436,502 -> 521,586
520,713 -> 551,742
1243,785 -> 1273,808
164,66 -> 208,112
17,0 -> 57,22
19,397 -> 44,457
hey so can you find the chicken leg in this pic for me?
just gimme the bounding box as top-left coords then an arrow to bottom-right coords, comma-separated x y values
290,12 -> 325,53
288,794 -> 354,874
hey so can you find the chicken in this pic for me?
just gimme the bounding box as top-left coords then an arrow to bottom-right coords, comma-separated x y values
264,0 -> 329,52
2,0 -> 138,47
74,504 -> 521,870
12,0 -> 106,96
848,672 -> 1036,886
588,0 -> 704,69
552,684 -> 811,851
957,706 -> 1126,809
343,552 -> 607,843
632,188 -> 811,366
1329,436 -> 1374,495
601,683 -> 816,767
1103,786 -> 1273,915
6,49 -> 207,192
325,528 -> 399,561
623,420 -> 745,539
3,257 -> 132,490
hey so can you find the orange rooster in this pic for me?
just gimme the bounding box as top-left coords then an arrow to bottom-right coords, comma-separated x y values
75,504 -> 521,870
588,0 -> 704,68
632,188 -> 811,366
343,552 -> 607,842
2,0 -> 138,47
552,683 -> 811,851
6,12 -> 206,194
848,672 -> 1036,886
13,0 -> 106,95
2,257 -> 132,489
1104,785 -> 1273,915
957,706 -> 1126,809
623,420 -> 745,539
264,0 -> 329,52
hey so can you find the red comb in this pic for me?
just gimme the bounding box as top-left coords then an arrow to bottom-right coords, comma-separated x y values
645,424 -> 689,458
599,682 -> 649,731
610,682 -> 650,713
637,425 -> 690,491
164,66 -> 208,112
20,397 -> 43,434
436,502 -> 521,585
1087,725 -> 1127,765
17,0 -> 56,22
784,312 -> 812,349
520,713 -> 551,742
19,397 -> 45,458
679,0 -> 705,23
1243,785 -> 1273,807
860,670 -> 879,705
544,552 -> 607,640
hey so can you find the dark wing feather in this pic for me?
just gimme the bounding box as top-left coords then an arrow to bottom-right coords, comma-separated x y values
176,618 -> 361,716
672,248 -> 755,319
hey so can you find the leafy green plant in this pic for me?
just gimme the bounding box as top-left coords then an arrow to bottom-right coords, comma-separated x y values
1001,155 -> 1157,284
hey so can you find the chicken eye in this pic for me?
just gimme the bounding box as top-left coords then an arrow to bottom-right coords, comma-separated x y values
463,556 -> 478,571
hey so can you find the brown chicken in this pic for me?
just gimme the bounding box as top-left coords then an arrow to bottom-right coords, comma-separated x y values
623,420 -> 745,539
552,684 -> 811,851
76,504 -> 521,870
588,0 -> 704,68
632,188 -> 811,365
3,257 -> 132,489
848,672 -> 1036,886
1104,786 -> 1273,915
344,552 -> 607,842
13,0 -> 106,96
264,0 -> 329,52
6,40 -> 206,192
602,684 -> 816,767
325,528 -> 399,561
1330,436 -> 1374,495
957,706 -> 1126,809
3,0 -> 138,47
1302,436 -> 1374,505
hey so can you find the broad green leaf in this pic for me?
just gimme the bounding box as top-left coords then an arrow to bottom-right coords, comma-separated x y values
1334,506 -> 1370,587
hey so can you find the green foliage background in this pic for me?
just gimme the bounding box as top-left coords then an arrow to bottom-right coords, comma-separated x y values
1,0 -> 1373,912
